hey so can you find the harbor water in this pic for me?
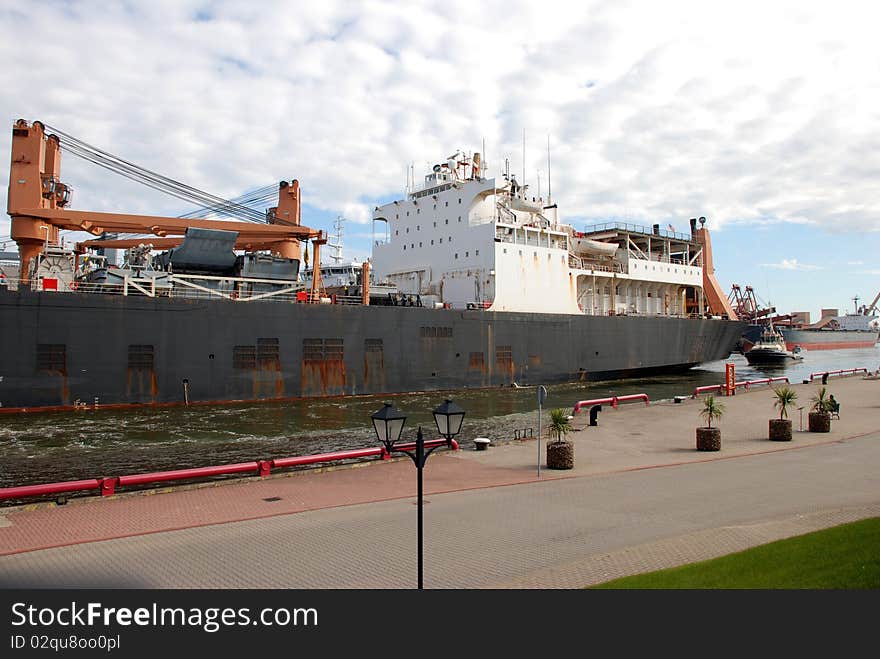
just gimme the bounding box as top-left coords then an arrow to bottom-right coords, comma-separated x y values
1,347 -> 877,491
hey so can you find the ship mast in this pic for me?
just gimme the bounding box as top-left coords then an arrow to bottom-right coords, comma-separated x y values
328,216 -> 345,264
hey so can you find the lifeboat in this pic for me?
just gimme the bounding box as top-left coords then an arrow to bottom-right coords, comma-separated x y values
508,196 -> 543,213
569,236 -> 618,257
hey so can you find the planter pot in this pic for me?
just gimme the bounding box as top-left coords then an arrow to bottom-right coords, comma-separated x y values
546,440 -> 574,470
808,411 -> 831,433
769,418 -> 792,441
696,427 -> 721,451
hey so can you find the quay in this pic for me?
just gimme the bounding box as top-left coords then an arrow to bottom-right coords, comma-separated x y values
1,376 -> 878,588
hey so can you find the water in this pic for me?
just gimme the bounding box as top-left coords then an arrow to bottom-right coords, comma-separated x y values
1,347 -> 876,490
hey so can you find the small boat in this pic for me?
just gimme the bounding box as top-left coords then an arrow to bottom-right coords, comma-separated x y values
569,236 -> 619,257
744,324 -> 804,365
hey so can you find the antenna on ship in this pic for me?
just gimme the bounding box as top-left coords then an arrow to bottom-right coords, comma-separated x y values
329,216 -> 345,264
547,135 -> 552,206
522,129 -> 526,189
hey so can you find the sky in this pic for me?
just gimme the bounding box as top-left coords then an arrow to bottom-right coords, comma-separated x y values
1,0 -> 878,320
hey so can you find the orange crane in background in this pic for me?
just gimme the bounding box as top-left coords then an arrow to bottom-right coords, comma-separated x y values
6,119 -> 325,290
861,290 -> 880,316
727,284 -> 793,326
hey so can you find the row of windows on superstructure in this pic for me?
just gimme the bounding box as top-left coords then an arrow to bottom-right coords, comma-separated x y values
395,197 -> 463,218
500,247 -> 567,262
403,239 -> 478,253
410,183 -> 454,199
396,216 -> 463,235
630,262 -> 698,276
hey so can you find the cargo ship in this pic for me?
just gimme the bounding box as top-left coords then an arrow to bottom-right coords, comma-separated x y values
0,120 -> 744,411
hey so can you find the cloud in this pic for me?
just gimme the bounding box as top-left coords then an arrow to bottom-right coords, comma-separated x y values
848,260 -> 864,265
2,0 -> 880,249
762,259 -> 823,271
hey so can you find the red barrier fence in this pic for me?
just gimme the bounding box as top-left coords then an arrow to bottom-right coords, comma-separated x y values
810,368 -> 868,382
572,397 -> 615,414
692,377 -> 789,398
116,461 -> 262,490
0,439 -> 459,502
0,478 -> 105,501
692,385 -> 724,397
572,393 -> 649,415
735,377 -> 790,391
614,393 -> 650,406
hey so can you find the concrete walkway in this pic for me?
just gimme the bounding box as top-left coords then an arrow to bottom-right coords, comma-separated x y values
1,375 -> 878,588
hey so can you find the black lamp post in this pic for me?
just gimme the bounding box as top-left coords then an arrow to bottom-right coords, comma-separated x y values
432,398 -> 466,443
371,399 -> 465,589
371,401 -> 407,456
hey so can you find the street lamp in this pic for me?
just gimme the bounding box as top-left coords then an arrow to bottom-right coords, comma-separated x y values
371,399 -> 465,589
432,398 -> 466,442
371,402 -> 407,455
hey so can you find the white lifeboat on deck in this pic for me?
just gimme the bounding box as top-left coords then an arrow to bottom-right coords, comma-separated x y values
569,236 -> 618,257
509,196 -> 543,213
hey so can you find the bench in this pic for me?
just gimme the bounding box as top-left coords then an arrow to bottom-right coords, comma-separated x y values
829,402 -> 840,420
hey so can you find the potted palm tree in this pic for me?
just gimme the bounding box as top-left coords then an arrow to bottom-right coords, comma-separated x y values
769,386 -> 797,441
696,395 -> 724,451
546,408 -> 574,469
808,386 -> 832,433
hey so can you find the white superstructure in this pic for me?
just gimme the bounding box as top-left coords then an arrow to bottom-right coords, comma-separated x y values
372,152 -> 708,317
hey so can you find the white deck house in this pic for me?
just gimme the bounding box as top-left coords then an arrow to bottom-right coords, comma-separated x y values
372,153 -> 707,317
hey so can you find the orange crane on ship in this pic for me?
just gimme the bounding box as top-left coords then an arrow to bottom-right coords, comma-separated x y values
6,119 -> 329,298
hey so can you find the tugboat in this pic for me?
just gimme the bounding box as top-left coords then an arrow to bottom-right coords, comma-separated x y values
744,324 -> 804,365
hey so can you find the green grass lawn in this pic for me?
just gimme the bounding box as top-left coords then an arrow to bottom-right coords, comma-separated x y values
590,517 -> 880,589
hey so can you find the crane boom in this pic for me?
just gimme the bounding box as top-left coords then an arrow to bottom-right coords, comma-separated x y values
865,290 -> 880,315
7,119 -> 319,278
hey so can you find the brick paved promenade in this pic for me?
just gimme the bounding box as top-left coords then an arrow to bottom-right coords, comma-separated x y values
1,376 -> 878,588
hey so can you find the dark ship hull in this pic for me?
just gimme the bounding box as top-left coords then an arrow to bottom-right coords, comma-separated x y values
0,289 -> 745,411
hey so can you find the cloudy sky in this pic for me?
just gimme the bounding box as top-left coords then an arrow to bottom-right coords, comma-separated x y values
1,0 -> 878,319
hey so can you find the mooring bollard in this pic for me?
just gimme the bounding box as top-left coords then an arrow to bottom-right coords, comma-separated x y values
589,404 -> 602,426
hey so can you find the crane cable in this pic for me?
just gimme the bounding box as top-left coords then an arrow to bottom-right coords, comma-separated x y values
43,123 -> 270,223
